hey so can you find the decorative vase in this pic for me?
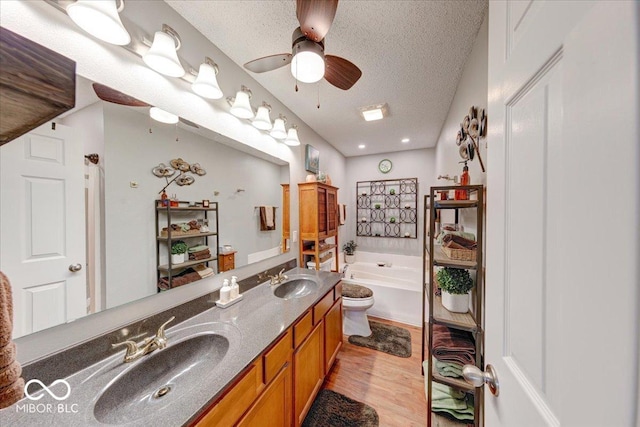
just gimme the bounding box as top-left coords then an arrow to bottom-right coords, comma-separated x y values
171,253 -> 184,264
441,291 -> 469,313
345,254 -> 356,264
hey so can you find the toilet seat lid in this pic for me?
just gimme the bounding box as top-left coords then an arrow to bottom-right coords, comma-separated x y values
342,283 -> 373,298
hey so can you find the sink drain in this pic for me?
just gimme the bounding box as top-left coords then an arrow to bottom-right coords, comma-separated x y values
153,386 -> 171,399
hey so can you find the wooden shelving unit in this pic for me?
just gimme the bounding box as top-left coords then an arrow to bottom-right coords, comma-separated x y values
298,182 -> 339,271
155,201 -> 219,290
423,185 -> 484,427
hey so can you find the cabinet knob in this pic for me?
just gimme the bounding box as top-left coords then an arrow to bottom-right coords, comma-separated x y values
462,364 -> 499,396
68,263 -> 83,272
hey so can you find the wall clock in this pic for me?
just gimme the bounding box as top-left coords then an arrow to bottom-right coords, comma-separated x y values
378,159 -> 392,173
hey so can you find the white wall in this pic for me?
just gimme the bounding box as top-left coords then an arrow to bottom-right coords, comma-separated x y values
0,0 -> 347,363
434,16 -> 488,186
344,149 -> 437,257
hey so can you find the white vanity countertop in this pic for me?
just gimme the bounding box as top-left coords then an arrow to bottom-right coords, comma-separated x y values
0,268 -> 341,426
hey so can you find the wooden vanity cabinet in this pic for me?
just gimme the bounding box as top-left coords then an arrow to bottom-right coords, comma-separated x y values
191,283 -> 342,427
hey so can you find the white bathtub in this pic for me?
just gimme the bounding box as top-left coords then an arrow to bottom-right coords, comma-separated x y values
341,260 -> 423,326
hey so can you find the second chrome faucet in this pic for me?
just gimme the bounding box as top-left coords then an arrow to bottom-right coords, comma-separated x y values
113,316 -> 175,363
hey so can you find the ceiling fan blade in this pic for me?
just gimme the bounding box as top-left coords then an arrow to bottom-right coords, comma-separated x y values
92,83 -> 149,107
244,53 -> 292,73
324,55 -> 362,90
179,117 -> 199,128
296,0 -> 338,42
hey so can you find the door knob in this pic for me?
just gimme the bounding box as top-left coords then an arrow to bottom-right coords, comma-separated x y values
68,263 -> 83,272
462,364 -> 499,396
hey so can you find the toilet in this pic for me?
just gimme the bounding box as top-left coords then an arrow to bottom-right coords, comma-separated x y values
341,283 -> 375,337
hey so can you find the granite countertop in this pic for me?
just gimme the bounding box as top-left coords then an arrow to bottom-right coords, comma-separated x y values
0,267 -> 341,426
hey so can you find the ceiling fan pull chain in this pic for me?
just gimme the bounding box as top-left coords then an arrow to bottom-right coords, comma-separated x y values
148,114 -> 153,134
317,82 -> 320,109
175,123 -> 179,142
295,61 -> 299,92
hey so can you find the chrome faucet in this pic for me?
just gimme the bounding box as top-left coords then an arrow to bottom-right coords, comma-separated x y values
112,316 -> 175,363
269,268 -> 288,286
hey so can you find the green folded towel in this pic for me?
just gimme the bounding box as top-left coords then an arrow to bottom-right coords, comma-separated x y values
422,360 -> 474,421
188,245 -> 208,253
434,356 -> 463,378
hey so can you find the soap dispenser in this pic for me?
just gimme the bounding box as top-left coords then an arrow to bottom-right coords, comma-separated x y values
230,276 -> 239,299
220,279 -> 231,303
455,161 -> 470,200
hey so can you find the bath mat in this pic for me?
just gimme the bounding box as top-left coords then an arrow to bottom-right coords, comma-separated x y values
348,321 -> 412,358
302,389 -> 379,427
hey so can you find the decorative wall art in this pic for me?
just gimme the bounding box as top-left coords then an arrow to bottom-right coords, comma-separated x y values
456,106 -> 487,172
305,144 -> 320,174
153,157 -> 206,195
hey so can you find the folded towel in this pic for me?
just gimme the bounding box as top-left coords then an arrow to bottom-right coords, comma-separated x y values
259,206 -> 276,231
432,324 -> 475,366
189,252 -> 211,261
189,248 -> 211,258
422,360 -> 474,422
158,271 -> 202,290
188,244 -> 209,253
0,272 -> 23,409
442,233 -> 477,250
433,356 -> 463,378
192,264 -> 214,279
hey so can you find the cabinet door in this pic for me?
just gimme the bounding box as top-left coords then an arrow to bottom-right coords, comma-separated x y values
324,298 -> 342,374
317,186 -> 327,237
326,187 -> 338,236
293,321 -> 324,427
237,363 -> 292,427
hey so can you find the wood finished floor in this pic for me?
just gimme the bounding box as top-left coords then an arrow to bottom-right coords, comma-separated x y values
323,317 -> 428,426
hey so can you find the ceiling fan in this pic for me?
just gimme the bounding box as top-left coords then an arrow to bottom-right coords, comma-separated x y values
243,0 -> 362,90
92,83 -> 199,128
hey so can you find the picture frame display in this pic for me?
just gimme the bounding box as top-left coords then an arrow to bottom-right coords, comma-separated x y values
305,144 -> 319,174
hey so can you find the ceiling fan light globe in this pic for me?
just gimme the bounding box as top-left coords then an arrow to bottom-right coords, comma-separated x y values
290,40 -> 325,83
66,0 -> 131,46
143,31 -> 185,77
150,107 -> 179,124
192,62 -> 223,99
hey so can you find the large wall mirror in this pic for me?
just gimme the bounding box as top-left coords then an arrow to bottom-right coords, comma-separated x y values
0,75 -> 290,339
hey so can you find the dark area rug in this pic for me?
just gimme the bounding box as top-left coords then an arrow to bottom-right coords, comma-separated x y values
302,389 -> 379,427
348,321 -> 412,358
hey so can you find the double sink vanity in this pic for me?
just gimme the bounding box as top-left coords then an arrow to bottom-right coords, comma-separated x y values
4,267 -> 342,427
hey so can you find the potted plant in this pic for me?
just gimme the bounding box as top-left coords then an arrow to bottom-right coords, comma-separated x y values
343,240 -> 357,264
170,240 -> 188,264
436,267 -> 473,313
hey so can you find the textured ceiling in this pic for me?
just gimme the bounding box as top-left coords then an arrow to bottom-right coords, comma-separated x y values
166,0 -> 487,157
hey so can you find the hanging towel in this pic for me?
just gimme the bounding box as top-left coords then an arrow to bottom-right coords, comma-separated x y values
339,204 -> 346,225
0,272 -> 24,409
259,206 -> 276,231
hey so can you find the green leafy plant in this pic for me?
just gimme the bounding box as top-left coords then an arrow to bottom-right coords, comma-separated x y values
343,240 -> 357,255
171,240 -> 188,255
436,267 -> 473,295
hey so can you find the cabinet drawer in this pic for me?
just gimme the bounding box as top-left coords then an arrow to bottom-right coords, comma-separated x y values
334,282 -> 342,301
293,310 -> 313,348
195,361 -> 260,427
313,291 -> 334,325
263,329 -> 292,385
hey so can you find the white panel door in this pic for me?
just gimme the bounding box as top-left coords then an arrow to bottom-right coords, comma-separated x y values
485,2 -> 639,426
0,122 -> 86,338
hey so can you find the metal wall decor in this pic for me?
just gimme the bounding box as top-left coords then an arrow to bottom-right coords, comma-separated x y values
456,105 -> 486,172
356,178 -> 418,238
153,158 -> 207,194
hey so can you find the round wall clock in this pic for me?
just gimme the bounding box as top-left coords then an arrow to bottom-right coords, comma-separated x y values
378,159 -> 392,173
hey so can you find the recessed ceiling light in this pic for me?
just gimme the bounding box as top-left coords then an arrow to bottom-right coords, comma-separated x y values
401,138 -> 410,143
359,103 -> 388,122
358,144 -> 366,149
